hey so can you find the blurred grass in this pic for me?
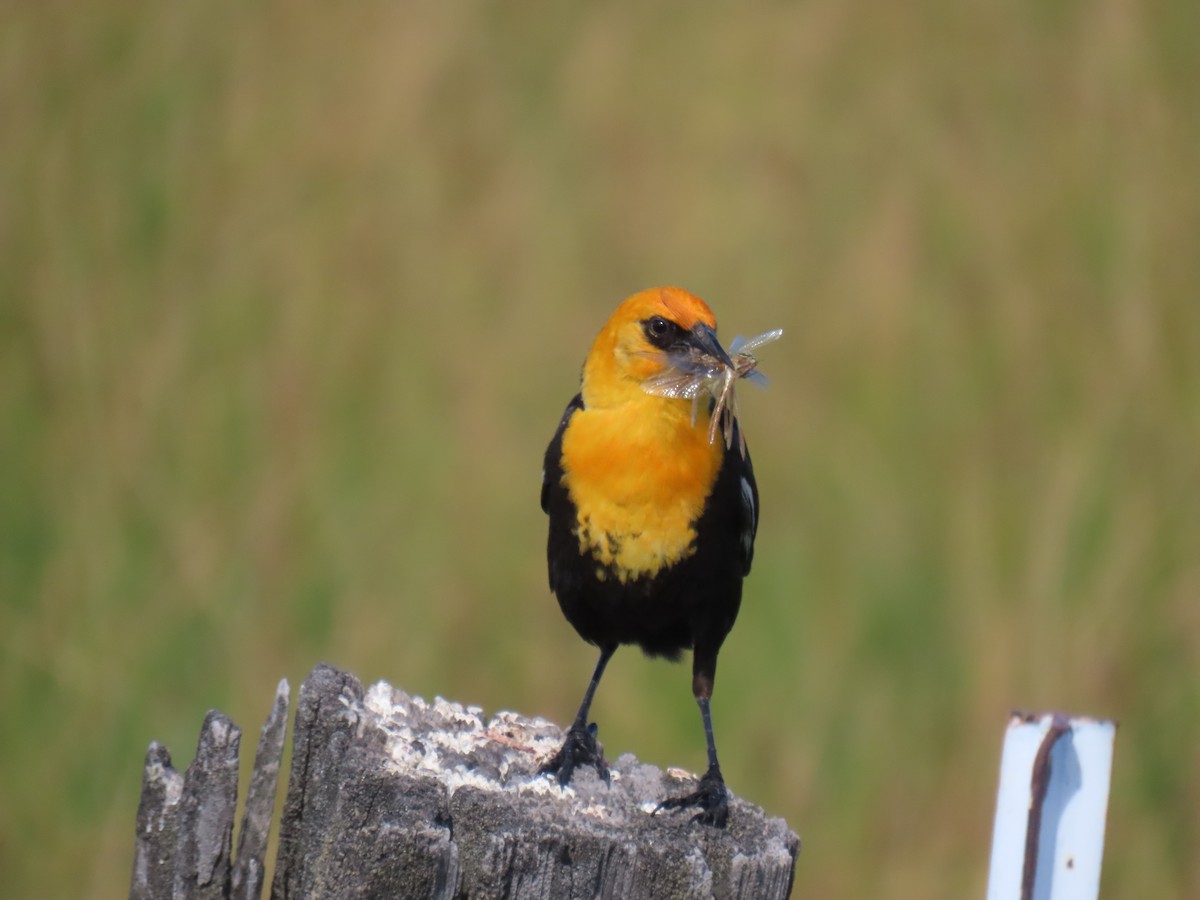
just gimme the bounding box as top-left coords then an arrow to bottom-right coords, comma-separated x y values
2,0 -> 1198,896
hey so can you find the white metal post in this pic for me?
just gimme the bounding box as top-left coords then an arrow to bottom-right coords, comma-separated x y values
986,713 -> 1116,900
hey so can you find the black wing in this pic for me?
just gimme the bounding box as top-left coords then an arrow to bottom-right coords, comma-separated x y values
541,393 -> 585,515
729,418 -> 759,576
542,393 -> 586,597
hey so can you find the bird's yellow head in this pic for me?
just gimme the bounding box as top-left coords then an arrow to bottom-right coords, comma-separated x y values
581,287 -> 732,410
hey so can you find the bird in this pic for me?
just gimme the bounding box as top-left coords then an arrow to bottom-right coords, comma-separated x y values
539,286 -> 760,828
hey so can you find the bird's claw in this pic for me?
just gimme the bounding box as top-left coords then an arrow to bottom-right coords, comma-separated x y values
539,723 -> 609,786
655,766 -> 730,828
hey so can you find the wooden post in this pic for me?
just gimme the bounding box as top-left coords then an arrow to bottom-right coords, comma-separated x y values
130,665 -> 800,900
130,680 -> 289,900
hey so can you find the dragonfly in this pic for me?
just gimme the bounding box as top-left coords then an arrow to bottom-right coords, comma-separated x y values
641,328 -> 783,458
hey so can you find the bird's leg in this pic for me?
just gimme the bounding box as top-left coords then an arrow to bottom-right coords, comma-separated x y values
540,644 -> 616,786
656,649 -> 730,827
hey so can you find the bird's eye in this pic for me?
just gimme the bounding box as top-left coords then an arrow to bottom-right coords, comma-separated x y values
642,315 -> 680,349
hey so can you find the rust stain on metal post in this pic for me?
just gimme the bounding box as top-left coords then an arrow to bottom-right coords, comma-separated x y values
1020,715 -> 1070,900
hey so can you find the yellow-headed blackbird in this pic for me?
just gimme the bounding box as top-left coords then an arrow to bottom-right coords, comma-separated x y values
540,286 -> 759,827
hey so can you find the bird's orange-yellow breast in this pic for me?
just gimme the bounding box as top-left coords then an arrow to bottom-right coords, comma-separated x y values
560,287 -> 725,582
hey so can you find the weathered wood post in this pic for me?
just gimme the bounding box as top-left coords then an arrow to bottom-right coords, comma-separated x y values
131,680 -> 290,900
129,664 -> 800,899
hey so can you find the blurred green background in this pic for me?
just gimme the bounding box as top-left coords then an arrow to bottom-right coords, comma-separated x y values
2,1 -> 1198,897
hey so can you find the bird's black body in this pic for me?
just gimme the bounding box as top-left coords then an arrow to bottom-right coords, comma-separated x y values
541,393 -> 758,664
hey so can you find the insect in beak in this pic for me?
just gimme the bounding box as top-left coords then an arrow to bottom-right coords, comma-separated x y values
640,325 -> 783,458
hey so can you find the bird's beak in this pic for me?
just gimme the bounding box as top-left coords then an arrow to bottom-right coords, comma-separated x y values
687,323 -> 735,369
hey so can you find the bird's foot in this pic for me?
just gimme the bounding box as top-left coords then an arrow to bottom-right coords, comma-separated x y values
655,765 -> 729,828
539,722 -> 609,786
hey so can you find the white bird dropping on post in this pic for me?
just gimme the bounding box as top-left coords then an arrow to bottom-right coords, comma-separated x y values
986,713 -> 1116,900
